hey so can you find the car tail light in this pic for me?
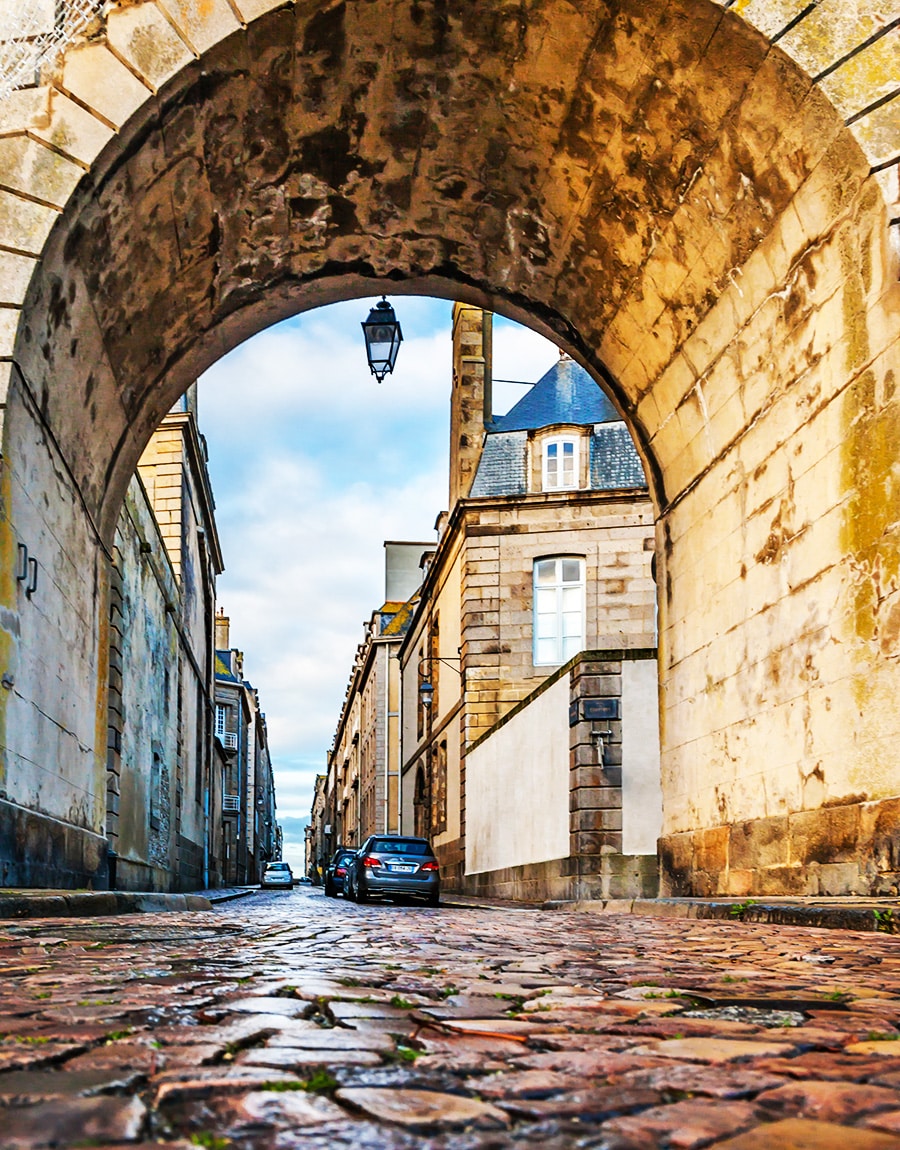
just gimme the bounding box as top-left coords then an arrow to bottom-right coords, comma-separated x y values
362,855 -> 381,868
419,861 -> 439,872
336,867 -> 346,876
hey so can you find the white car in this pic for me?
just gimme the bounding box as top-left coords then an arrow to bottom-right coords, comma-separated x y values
260,861 -> 293,889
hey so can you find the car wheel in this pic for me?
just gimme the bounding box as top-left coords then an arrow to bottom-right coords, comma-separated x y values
356,882 -> 368,904
426,891 -> 440,907
324,879 -> 335,897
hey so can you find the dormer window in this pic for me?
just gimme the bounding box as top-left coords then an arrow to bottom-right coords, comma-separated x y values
542,436 -> 579,491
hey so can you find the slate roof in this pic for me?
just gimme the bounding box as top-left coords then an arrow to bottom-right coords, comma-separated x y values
469,356 -> 647,498
590,423 -> 647,489
469,431 -> 528,498
490,355 -> 620,432
215,651 -> 241,683
380,595 -> 419,637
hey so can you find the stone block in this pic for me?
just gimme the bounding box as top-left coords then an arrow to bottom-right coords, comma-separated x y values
851,98 -> 900,169
0,189 -> 57,255
602,744 -> 623,767
0,307 -> 18,358
570,786 -> 622,811
156,0 -> 241,53
572,808 -> 623,832
0,87 -> 114,167
729,815 -> 790,870
820,34 -> 899,121
723,868 -> 754,897
569,765 -> 606,789
572,831 -> 623,855
61,42 -> 152,129
0,251 -> 38,308
107,2 -> 195,92
0,137 -> 84,210
695,825 -> 729,874
816,862 -> 865,895
789,803 -> 861,866
754,864 -> 812,896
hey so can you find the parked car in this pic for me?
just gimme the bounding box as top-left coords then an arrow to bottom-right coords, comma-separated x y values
296,875 -> 312,886
344,835 -> 439,906
324,848 -> 358,897
260,861 -> 293,889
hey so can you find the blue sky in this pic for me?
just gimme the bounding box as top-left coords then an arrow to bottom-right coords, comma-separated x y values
199,298 -> 558,860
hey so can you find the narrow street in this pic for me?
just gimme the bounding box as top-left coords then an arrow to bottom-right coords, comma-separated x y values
3,890 -> 900,1148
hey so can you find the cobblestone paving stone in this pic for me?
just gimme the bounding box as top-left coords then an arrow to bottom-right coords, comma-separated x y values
3,890 -> 900,1147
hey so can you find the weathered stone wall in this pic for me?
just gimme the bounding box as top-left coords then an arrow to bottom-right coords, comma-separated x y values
0,0 -> 896,892
113,474 -> 179,893
0,363 -> 108,887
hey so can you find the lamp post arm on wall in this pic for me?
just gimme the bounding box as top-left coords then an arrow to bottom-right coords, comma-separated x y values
417,655 -> 464,711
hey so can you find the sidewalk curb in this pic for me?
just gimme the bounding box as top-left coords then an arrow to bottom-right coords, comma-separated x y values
206,888 -> 259,905
0,891 -> 214,919
541,896 -> 900,934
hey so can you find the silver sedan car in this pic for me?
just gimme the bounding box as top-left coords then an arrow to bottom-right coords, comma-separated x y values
344,836 -> 440,906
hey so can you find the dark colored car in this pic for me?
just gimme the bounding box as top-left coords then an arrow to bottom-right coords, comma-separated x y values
324,848 -> 357,897
260,861 -> 293,889
344,835 -> 439,906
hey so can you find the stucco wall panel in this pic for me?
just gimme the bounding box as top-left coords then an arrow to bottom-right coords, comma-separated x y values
466,675 -> 570,875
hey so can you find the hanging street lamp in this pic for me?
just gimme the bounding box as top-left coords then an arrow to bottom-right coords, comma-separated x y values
361,297 -> 403,382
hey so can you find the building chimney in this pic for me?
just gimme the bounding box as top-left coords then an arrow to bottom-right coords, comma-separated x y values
215,607 -> 230,651
449,303 -> 492,508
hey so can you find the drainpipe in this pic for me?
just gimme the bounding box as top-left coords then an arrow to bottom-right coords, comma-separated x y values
202,774 -> 210,889
383,645 -> 390,834
396,650 -> 403,834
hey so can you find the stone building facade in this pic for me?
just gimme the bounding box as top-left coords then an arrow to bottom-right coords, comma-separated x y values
214,610 -> 279,886
105,387 -> 224,892
324,545 -> 425,859
398,306 -> 661,899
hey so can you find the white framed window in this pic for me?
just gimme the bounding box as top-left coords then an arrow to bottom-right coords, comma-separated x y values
215,704 -> 227,739
542,436 -> 579,491
533,557 -> 585,665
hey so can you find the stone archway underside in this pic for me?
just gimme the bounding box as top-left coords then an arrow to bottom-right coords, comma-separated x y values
0,0 -> 897,894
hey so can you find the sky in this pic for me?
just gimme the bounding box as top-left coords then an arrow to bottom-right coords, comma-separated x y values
199,297 -> 559,864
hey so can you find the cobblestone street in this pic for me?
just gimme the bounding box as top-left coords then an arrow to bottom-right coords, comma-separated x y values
3,890 -> 900,1148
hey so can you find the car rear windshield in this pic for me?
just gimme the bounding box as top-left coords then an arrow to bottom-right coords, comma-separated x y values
269,863 -> 290,870
370,839 -> 431,856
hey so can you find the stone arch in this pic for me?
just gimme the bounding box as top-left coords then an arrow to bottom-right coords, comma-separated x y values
0,0 -> 897,894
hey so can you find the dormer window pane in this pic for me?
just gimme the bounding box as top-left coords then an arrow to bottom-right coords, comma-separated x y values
561,441 -> 575,485
542,437 -> 579,491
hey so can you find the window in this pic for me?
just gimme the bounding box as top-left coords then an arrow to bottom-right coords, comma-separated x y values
215,704 -> 227,739
542,437 -> 579,491
533,557 -> 585,665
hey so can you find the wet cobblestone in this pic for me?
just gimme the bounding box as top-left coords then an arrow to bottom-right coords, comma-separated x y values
2,889 -> 900,1147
